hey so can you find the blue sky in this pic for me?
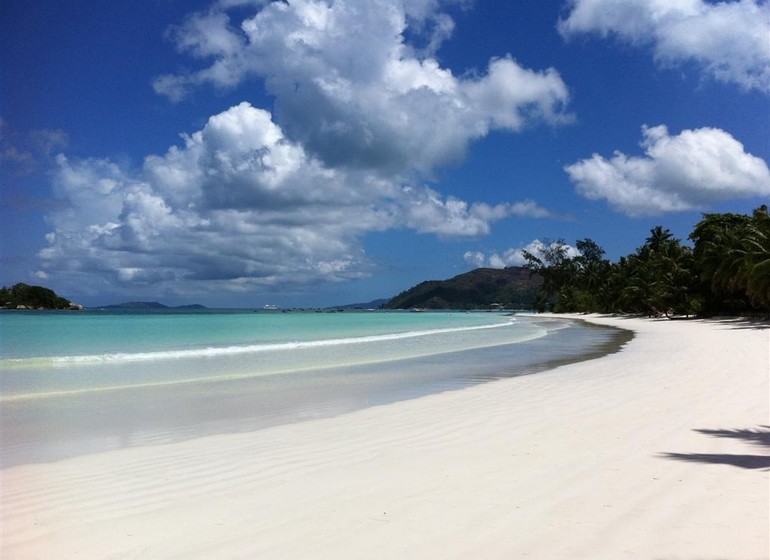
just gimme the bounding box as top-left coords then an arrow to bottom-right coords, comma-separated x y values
2,0 -> 768,308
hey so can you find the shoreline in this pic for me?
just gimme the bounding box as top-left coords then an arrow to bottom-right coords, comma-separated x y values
1,315 -> 626,467
2,314 -> 768,558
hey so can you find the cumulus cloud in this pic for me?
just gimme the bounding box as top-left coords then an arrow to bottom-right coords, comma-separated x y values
38,1 -> 572,298
464,239 -> 580,269
154,0 -> 572,172
559,0 -> 770,93
398,192 -> 554,237
508,200 -> 555,218
39,103 -> 541,295
564,125 -> 770,216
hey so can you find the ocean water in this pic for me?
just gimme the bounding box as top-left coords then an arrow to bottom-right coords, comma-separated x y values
0,310 -> 630,466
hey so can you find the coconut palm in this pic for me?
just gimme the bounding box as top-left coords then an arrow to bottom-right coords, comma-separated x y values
645,226 -> 674,252
690,208 -> 770,314
524,208 -> 766,316
621,228 -> 699,317
743,205 -> 770,311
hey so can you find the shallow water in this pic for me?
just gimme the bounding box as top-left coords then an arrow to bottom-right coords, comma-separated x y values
0,311 -> 631,466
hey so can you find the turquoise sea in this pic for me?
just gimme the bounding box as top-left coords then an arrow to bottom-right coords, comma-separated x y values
0,310 -> 630,466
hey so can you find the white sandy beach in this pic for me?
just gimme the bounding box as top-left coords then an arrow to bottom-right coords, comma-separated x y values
2,315 -> 768,559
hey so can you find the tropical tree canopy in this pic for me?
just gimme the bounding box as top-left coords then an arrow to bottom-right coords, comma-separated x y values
525,206 -> 769,317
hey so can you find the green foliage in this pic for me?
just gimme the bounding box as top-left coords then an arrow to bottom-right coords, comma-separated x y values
690,205 -> 770,314
522,238 -> 575,304
0,283 -> 73,310
523,238 -> 615,314
524,206 -> 769,318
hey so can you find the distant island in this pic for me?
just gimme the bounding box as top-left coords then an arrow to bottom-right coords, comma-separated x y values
1,283 -> 82,310
98,302 -> 208,310
383,267 -> 542,310
0,285 -> 213,311
333,298 -> 391,310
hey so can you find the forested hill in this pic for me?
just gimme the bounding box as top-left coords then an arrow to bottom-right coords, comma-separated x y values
383,267 -> 542,310
1,283 -> 80,310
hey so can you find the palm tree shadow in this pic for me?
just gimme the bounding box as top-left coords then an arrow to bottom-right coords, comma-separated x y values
694,426 -> 770,448
661,426 -> 770,470
661,452 -> 770,469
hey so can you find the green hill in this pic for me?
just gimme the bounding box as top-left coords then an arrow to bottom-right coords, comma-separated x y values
383,267 -> 542,310
0,283 -> 77,310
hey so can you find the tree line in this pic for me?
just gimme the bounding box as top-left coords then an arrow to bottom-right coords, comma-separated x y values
523,206 -> 770,317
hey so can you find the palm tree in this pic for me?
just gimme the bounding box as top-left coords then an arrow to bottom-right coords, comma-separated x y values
524,208 -> 767,317
690,209 -> 769,314
744,206 -> 770,311
617,252 -> 655,314
623,228 -> 699,317
645,226 -> 674,252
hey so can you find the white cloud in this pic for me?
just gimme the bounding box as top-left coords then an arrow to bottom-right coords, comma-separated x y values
398,190 -> 554,237
154,0 -> 571,172
463,250 -> 488,268
38,2 -> 572,299
565,125 -> 770,216
40,103 -> 537,295
559,0 -> 770,93
464,239 -> 580,269
508,199 -> 554,218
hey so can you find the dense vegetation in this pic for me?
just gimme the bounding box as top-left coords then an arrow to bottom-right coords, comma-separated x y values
0,283 -> 75,310
523,206 -> 770,317
384,267 -> 542,310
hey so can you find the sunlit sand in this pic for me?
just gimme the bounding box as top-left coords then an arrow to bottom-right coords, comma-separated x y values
2,315 -> 768,559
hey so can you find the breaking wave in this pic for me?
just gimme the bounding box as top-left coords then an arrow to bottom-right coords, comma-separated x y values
9,319 -> 531,368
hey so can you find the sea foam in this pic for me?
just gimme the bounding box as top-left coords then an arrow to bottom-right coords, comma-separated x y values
47,320 -> 523,365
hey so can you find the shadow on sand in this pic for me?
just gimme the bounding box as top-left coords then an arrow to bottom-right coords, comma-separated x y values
661,426 -> 770,470
705,317 -> 770,331
599,313 -> 769,330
